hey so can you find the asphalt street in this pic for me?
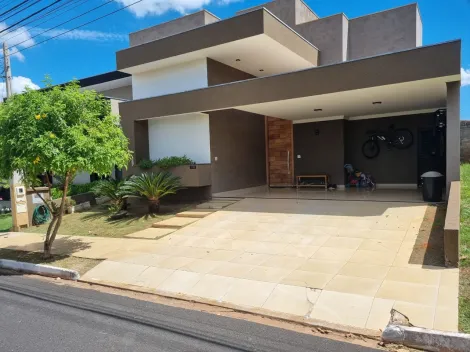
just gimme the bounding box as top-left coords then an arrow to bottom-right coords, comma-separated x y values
0,274 -> 381,352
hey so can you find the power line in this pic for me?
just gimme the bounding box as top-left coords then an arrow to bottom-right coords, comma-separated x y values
6,0 -> 144,58
0,0 -> 64,35
0,0 -> 29,20
2,0 -> 86,42
7,0 -> 115,50
1,0 -> 44,23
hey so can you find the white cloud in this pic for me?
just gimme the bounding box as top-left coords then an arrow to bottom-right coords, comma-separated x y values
0,76 -> 40,99
0,23 -> 35,61
31,28 -> 127,41
463,67 -> 470,87
115,0 -> 238,17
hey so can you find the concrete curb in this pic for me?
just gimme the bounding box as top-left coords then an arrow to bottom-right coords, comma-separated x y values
79,277 -> 381,339
0,259 -> 80,280
382,324 -> 470,352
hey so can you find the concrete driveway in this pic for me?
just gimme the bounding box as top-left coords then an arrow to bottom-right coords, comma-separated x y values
83,198 -> 459,332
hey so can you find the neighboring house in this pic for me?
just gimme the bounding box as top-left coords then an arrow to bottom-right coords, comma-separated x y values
90,1 -> 463,196
59,71 -> 132,184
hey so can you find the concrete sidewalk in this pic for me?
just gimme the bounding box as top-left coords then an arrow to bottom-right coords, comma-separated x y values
0,198 -> 459,333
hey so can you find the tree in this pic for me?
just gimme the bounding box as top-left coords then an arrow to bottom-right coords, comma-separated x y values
0,80 -> 132,258
122,172 -> 182,213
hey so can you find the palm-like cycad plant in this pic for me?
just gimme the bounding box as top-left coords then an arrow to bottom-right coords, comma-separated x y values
122,172 -> 182,213
92,178 -> 128,212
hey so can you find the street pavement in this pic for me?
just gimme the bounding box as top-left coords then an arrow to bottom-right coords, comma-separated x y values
0,274 -> 380,352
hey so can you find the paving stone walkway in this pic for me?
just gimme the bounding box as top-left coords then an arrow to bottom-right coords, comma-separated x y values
0,198 -> 459,333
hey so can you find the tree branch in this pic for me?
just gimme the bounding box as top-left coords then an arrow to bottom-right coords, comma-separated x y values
31,185 -> 53,215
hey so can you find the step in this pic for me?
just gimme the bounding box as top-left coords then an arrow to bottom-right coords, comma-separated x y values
176,210 -> 214,218
196,202 -> 233,209
211,198 -> 241,202
125,228 -> 175,239
152,216 -> 199,229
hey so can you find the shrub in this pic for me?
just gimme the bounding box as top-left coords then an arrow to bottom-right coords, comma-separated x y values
138,159 -> 154,170
92,178 -> 128,212
154,155 -> 195,170
121,172 -> 182,213
50,188 -> 64,200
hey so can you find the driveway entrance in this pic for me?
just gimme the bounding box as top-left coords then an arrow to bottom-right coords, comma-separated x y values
83,198 -> 458,332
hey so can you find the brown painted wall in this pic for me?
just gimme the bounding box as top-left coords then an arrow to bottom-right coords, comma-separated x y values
345,114 -> 436,184
209,109 -> 267,193
293,120 -> 345,185
206,58 -> 254,86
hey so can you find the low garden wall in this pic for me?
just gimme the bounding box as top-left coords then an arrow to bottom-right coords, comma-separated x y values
444,181 -> 460,267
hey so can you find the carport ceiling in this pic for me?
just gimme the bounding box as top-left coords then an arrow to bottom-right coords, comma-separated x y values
236,78 -> 448,120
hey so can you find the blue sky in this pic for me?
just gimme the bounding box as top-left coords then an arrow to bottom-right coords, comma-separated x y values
2,0 -> 469,118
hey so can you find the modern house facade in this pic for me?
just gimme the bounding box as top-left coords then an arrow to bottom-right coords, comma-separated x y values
109,1 -> 460,197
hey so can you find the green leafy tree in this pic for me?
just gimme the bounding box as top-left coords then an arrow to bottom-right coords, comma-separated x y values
122,172 -> 182,213
0,79 -> 132,258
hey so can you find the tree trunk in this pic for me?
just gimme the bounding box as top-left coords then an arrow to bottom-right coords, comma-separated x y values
43,172 -> 70,259
148,199 -> 160,214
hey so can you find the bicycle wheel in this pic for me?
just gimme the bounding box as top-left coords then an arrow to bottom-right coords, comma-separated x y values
362,139 -> 380,159
392,128 -> 413,149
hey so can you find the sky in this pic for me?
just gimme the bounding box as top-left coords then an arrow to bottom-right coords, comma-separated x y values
0,0 -> 469,118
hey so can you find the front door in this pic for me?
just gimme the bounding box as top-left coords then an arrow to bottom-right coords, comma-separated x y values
266,117 -> 294,187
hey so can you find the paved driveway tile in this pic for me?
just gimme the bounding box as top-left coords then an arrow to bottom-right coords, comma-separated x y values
309,291 -> 373,328
262,284 -> 319,316
222,279 -> 276,308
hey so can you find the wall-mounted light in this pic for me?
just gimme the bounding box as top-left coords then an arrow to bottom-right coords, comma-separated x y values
259,69 -> 264,72
314,108 -> 323,112
235,59 -> 241,62
372,101 -> 382,105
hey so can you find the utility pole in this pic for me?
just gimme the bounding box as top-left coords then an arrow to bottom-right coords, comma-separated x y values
3,42 -> 27,231
2,42 -> 12,98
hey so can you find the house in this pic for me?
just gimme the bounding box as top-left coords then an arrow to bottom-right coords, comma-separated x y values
102,1 -> 462,198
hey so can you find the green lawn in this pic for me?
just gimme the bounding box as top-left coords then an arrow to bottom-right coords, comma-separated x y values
24,202 -> 193,238
0,214 -> 12,232
460,163 -> 470,332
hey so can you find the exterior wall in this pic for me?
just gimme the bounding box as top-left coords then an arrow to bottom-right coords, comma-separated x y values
148,113 -> 211,164
296,14 -> 347,65
100,85 -> 132,100
129,10 -> 219,46
295,0 -> 317,24
447,82 -> 461,193
207,58 -> 254,86
132,59 -> 208,100
348,4 -> 420,61
345,113 -> 436,184
73,172 -> 91,185
460,121 -> 470,162
209,109 -> 266,193
267,117 -> 294,186
237,0 -> 317,27
416,6 -> 423,47
293,120 -> 345,185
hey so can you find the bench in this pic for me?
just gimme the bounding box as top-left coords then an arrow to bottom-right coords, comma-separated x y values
296,175 -> 328,190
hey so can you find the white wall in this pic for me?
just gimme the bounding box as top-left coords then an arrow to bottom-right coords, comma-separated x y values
149,113 -> 210,164
72,172 -> 91,185
132,59 -> 208,100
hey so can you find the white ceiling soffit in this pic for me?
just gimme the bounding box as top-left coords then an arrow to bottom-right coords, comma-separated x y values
121,34 -> 315,77
80,76 -> 132,93
236,77 -> 448,121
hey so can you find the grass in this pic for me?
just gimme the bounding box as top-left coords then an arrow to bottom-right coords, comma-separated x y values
0,248 -> 101,275
23,202 -> 193,238
0,214 -> 12,232
460,163 -> 470,332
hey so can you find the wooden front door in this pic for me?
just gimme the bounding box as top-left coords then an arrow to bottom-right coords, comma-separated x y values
266,117 -> 294,187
